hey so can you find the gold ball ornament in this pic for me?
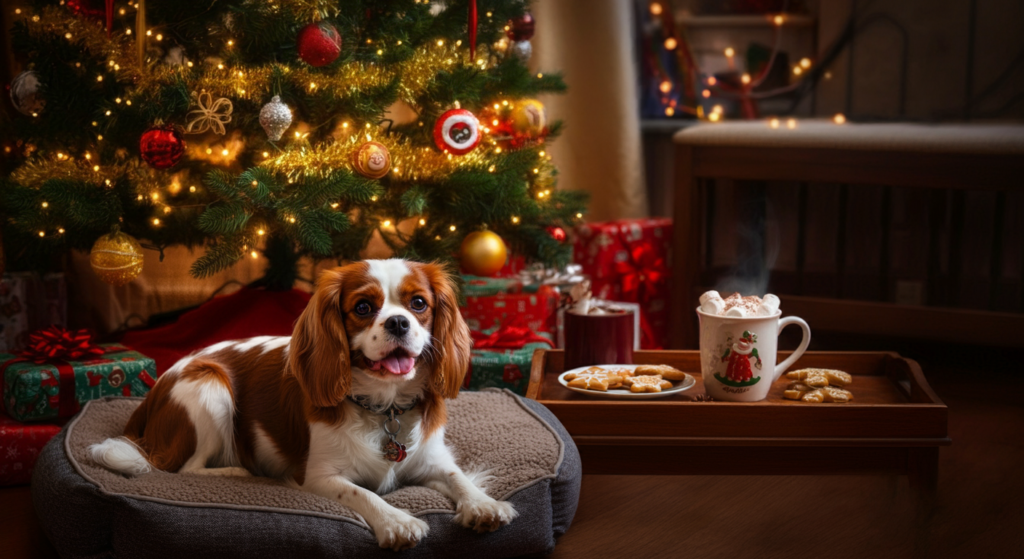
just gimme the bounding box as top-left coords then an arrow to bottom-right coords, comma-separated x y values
511,99 -> 546,135
89,231 -> 144,286
352,141 -> 392,179
460,230 -> 508,277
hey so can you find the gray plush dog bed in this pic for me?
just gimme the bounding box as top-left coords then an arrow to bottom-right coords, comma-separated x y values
32,389 -> 581,558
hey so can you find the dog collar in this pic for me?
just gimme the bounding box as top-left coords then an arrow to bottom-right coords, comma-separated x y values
346,395 -> 420,463
346,395 -> 419,417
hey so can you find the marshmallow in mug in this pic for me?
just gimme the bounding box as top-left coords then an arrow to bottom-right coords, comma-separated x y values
699,290 -> 780,317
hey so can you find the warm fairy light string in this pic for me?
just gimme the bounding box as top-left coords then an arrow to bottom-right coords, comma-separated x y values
8,3 -> 564,243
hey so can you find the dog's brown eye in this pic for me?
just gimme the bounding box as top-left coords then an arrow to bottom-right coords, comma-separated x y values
354,301 -> 373,316
410,296 -> 427,312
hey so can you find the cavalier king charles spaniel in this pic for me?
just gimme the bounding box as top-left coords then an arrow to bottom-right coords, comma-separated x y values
90,259 -> 516,550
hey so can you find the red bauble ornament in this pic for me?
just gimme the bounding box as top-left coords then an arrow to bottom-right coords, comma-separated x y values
66,0 -> 106,21
506,12 -> 535,42
547,226 -> 567,243
139,126 -> 185,170
297,22 -> 342,67
433,108 -> 481,155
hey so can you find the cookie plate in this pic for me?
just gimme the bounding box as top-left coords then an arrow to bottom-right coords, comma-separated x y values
558,364 -> 697,399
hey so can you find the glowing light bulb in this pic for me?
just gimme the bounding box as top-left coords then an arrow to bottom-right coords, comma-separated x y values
511,216 -> 520,224
707,76 -> 717,86
786,118 -> 797,129
41,201 -> 49,208
449,225 -> 457,232
659,80 -> 672,93
665,107 -> 675,117
769,118 -> 780,129
702,89 -> 711,98
189,186 -> 197,193
650,3 -> 663,15
709,112 -> 721,122
793,66 -> 803,76
257,229 -> 265,236
664,37 -> 677,50
222,149 -> 230,156
419,218 -> 426,226
163,206 -> 172,214
576,212 -> 583,219
773,14 -> 784,26
725,47 -> 735,57
152,218 -> 161,226
251,251 -> 258,259
38,231 -> 45,237
833,113 -> 847,125
58,228 -> 65,234
741,73 -> 751,85
800,58 -> 812,69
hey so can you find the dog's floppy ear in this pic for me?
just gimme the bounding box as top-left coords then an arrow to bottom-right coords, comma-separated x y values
422,263 -> 472,399
290,267 -> 350,408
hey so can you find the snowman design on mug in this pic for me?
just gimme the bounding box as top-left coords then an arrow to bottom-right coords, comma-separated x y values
716,331 -> 763,387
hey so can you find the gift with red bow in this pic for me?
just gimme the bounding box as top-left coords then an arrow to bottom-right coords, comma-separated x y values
1,326 -> 157,422
573,218 -> 672,349
462,315 -> 554,396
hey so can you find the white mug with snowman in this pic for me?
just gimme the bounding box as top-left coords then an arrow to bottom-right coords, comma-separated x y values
697,291 -> 811,402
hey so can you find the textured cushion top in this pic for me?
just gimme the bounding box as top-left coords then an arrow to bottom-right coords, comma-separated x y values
672,120 -> 1024,155
64,390 -> 563,528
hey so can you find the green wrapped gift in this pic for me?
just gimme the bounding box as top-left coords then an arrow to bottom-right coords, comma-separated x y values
2,328 -> 157,422
460,275 -> 542,298
462,328 -> 554,396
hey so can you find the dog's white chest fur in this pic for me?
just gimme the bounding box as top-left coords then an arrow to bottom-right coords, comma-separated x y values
303,403 -> 423,494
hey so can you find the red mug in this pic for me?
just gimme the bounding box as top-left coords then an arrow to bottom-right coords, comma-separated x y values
563,310 -> 635,370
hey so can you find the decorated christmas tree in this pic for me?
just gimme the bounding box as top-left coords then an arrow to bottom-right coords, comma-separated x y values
1,0 -> 586,289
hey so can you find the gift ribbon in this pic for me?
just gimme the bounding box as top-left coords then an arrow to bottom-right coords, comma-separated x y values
471,316 -> 553,350
1,327 -> 125,419
613,240 -> 669,349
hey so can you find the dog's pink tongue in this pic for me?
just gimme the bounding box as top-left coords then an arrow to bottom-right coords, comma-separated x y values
381,355 -> 416,375
398,355 -> 415,374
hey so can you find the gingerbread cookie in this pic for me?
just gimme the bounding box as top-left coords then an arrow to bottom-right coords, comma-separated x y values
800,386 -> 853,403
786,368 -> 852,387
564,367 -> 630,392
634,364 -> 690,381
623,375 -> 673,393
783,382 -> 814,400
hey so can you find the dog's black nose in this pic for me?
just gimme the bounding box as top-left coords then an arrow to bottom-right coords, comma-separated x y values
384,315 -> 411,337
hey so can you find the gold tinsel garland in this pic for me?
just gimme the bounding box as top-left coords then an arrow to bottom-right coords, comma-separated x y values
278,0 -> 340,22
262,127 -> 498,183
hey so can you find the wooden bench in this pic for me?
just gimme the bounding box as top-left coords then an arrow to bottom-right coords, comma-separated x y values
669,121 -> 1024,349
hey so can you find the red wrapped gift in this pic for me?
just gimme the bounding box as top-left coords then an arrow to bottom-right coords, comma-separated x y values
574,218 -> 672,349
0,412 -> 64,486
460,285 -> 560,338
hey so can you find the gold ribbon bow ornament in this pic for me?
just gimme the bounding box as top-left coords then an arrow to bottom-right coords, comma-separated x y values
186,91 -> 233,135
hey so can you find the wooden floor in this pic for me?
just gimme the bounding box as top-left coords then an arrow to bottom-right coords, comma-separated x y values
3,336 -> 1021,558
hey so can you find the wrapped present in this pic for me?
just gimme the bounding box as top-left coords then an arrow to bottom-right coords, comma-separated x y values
574,218 -> 672,349
0,412 -> 64,486
462,320 -> 554,396
2,327 -> 157,422
460,284 -> 560,338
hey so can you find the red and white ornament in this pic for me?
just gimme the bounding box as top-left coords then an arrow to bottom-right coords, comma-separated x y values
433,108 -> 480,155
139,125 -> 185,169
297,22 -> 342,67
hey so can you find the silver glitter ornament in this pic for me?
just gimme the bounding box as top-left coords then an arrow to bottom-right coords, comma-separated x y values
510,40 -> 532,62
259,95 -> 292,141
11,71 -> 45,116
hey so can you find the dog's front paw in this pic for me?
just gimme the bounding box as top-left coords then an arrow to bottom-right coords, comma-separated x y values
374,511 -> 429,551
454,497 -> 518,533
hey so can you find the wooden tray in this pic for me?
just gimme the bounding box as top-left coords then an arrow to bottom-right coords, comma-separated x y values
527,350 -> 949,489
